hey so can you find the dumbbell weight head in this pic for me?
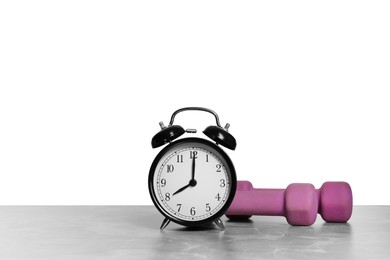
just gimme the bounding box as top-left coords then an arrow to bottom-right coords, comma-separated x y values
318,182 -> 353,223
285,183 -> 318,225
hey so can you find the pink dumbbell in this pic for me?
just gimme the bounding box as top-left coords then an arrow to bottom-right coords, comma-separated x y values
225,181 -> 353,226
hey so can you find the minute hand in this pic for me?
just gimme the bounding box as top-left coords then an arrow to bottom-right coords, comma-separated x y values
191,156 -> 196,181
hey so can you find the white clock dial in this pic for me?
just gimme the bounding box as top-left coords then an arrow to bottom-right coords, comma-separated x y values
150,138 -> 235,224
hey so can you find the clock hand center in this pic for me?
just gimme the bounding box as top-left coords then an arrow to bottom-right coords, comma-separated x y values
189,179 -> 197,187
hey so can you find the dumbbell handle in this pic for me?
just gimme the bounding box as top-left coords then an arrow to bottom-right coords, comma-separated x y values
227,188 -> 286,216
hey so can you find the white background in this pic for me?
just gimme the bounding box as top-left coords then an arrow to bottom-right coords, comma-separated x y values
1,1 -> 389,205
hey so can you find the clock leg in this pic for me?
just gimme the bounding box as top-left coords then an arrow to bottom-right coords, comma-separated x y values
214,218 -> 225,231
160,217 -> 171,230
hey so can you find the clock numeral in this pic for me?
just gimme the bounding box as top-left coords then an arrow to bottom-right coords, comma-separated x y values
177,204 -> 182,212
190,207 -> 196,216
160,179 -> 166,187
206,154 -> 209,162
220,179 -> 226,187
167,165 -> 174,173
215,193 -> 221,201
216,164 -> 222,172
206,203 -> 211,212
177,155 -> 183,163
165,193 -> 170,201
190,151 -> 198,159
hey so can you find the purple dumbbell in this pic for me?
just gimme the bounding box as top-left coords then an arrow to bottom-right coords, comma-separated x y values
225,181 -> 353,226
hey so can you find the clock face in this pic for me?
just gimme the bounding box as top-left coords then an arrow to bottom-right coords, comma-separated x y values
149,138 -> 236,226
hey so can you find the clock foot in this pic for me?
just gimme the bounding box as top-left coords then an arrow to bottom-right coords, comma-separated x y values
160,217 -> 171,230
214,218 -> 225,231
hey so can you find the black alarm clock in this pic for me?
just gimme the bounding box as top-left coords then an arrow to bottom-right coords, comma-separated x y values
148,107 -> 237,230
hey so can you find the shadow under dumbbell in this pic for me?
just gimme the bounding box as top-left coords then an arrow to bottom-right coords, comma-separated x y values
226,218 -> 254,224
319,222 -> 352,235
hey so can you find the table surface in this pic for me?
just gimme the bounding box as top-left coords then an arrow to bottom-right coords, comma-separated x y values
0,206 -> 389,259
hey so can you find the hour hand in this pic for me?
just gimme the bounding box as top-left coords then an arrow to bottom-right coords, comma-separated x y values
172,178 -> 197,196
172,183 -> 191,196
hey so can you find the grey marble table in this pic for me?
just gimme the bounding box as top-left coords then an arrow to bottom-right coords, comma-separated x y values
0,206 -> 389,259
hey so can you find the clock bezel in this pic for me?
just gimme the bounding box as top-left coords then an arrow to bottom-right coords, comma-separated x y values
148,137 -> 237,227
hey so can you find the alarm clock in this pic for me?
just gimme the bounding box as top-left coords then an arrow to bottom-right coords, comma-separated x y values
148,107 -> 237,230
